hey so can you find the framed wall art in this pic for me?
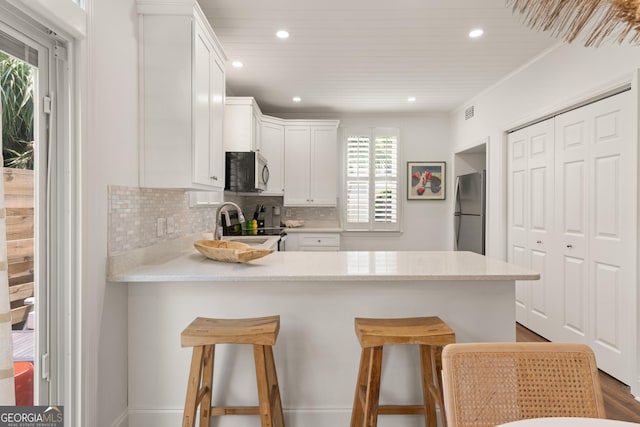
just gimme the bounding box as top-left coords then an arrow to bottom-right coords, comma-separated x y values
407,161 -> 446,200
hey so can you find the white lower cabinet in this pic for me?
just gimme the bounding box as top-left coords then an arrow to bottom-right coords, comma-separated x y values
507,90 -> 636,386
285,233 -> 341,251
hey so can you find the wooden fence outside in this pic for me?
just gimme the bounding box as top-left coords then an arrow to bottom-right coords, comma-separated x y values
4,168 -> 34,327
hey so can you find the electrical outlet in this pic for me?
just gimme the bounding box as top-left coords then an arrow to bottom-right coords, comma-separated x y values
157,217 -> 166,237
285,208 -> 292,217
166,216 -> 175,234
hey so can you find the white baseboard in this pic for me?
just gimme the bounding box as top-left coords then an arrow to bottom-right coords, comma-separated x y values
128,407 -> 442,427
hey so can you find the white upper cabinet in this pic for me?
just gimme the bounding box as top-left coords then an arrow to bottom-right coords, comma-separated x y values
138,1 -> 226,190
260,117 -> 285,195
223,97 -> 262,152
284,121 -> 339,206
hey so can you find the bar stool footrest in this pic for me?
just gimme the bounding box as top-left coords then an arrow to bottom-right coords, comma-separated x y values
210,406 -> 260,416
377,404 -> 425,415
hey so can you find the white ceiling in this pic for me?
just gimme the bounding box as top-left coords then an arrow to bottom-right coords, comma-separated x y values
199,0 -> 558,115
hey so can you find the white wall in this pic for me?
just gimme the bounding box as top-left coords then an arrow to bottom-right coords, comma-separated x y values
274,112 -> 453,251
336,114 -> 452,251
87,0 -> 139,424
450,43 -> 640,260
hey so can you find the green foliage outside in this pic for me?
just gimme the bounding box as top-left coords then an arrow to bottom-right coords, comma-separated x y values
0,52 -> 34,170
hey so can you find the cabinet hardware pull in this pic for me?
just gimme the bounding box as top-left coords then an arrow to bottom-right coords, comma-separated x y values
536,240 -> 542,244
210,176 -> 218,181
566,244 -> 573,248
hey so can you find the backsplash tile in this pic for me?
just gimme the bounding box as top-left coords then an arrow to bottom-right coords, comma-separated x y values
226,194 -> 339,228
108,186 -> 217,255
108,186 -> 341,255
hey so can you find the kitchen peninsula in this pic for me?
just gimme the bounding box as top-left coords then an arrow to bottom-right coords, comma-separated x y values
110,244 -> 538,427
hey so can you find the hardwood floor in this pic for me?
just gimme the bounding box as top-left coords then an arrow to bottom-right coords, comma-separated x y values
516,323 -> 640,423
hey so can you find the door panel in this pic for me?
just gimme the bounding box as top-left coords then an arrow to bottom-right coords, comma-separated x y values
513,245 -> 527,312
555,91 -> 634,382
529,166 -> 547,231
562,255 -> 586,336
594,262 -> 621,351
508,129 -> 529,324
562,161 -> 586,235
593,156 -> 619,238
511,170 -> 526,230
507,118 -> 555,334
529,249 -> 548,319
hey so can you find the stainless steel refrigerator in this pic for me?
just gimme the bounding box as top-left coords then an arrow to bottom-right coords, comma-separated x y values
454,170 -> 486,255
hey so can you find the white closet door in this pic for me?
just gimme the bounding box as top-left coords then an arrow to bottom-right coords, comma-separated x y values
554,91 -> 635,381
508,118 -> 555,337
508,127 -> 529,324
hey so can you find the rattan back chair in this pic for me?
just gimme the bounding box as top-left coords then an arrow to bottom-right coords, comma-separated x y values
441,342 -> 606,427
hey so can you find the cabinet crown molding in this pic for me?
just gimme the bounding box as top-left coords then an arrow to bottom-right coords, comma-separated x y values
137,0 -> 227,60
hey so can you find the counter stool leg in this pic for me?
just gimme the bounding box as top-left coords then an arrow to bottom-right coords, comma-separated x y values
265,345 -> 285,427
363,346 -> 383,427
183,346 -> 204,427
199,345 -> 215,426
350,348 -> 370,427
419,345 -> 437,427
254,344 -> 275,427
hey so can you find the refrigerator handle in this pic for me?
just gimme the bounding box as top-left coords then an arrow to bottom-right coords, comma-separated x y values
454,176 -> 461,250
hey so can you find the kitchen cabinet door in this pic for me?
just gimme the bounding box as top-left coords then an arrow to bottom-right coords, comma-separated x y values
223,97 -> 262,152
138,3 -> 226,190
309,125 -> 337,205
284,126 -> 311,205
283,123 -> 338,206
284,232 -> 341,251
193,20 -> 224,189
260,119 -> 285,195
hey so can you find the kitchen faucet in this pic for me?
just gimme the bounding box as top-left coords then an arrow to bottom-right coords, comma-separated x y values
214,202 -> 246,240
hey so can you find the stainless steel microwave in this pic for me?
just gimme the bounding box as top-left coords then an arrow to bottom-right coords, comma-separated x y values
224,151 -> 269,192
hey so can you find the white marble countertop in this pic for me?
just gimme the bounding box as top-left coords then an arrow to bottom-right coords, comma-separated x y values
109,246 -> 540,283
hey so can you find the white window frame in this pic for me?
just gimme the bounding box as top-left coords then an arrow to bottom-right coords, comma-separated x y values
342,127 -> 401,232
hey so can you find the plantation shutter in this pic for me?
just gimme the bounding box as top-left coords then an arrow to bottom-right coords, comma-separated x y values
344,128 -> 400,231
346,134 -> 370,228
373,135 -> 398,229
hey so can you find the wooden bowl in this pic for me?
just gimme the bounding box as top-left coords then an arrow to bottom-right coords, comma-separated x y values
194,240 -> 274,263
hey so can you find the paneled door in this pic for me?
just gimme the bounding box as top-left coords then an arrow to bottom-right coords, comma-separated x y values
554,91 -> 635,381
507,118 -> 556,339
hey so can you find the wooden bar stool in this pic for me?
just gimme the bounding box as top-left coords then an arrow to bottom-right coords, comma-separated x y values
181,315 -> 285,427
350,316 -> 456,427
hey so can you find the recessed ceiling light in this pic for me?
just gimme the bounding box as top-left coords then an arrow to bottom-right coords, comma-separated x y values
231,61 -> 244,68
276,30 -> 290,39
469,28 -> 484,38
292,96 -> 301,103
408,97 -> 417,102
